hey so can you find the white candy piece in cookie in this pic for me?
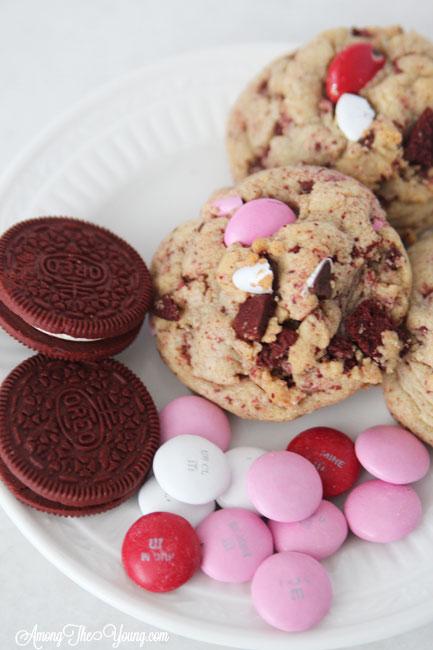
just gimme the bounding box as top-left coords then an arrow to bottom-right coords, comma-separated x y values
335,93 -> 375,142
232,259 -> 273,294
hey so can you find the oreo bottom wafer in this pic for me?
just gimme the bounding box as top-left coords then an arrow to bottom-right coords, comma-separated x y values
0,355 -> 160,516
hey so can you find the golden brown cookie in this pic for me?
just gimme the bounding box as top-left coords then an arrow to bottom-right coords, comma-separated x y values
151,166 -> 411,421
383,232 -> 433,446
226,26 -> 433,238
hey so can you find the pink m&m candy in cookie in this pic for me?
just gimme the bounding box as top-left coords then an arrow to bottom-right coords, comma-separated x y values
122,512 -> 201,592
269,500 -> 348,560
246,450 -> 322,522
355,425 -> 430,484
344,479 -> 422,543
211,195 -> 243,216
159,395 -> 231,451
251,551 -> 333,631
224,198 -> 296,247
197,507 -> 273,582
287,427 -> 360,497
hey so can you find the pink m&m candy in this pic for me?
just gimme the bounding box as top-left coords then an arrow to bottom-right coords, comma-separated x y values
344,479 -> 422,543
355,425 -> 430,484
246,450 -> 323,522
159,395 -> 231,451
197,507 -> 273,582
269,500 -> 348,560
224,198 -> 296,247
211,195 -> 243,216
251,551 -> 333,631
121,512 -> 201,592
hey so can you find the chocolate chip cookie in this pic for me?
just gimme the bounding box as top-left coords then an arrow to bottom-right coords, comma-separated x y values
151,166 -> 411,421
226,26 -> 433,238
383,232 -> 433,445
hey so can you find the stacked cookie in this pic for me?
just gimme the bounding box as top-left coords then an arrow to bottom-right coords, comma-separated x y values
151,165 -> 411,421
0,217 -> 159,515
226,26 -> 433,240
383,234 -> 433,446
151,25 -> 433,437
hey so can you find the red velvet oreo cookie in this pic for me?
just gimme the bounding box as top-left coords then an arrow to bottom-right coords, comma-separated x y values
0,457 -> 133,517
0,217 -> 153,360
0,355 -> 160,513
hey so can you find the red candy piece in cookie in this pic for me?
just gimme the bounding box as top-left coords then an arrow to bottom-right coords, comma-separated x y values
287,427 -> 360,497
326,43 -> 385,102
122,512 -> 201,592
404,107 -> 433,169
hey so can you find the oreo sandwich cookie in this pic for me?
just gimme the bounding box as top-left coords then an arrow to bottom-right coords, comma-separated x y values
0,355 -> 160,514
0,457 -> 134,517
0,217 -> 153,360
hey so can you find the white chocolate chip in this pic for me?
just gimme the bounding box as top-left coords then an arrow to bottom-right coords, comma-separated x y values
232,259 -> 273,294
335,93 -> 375,142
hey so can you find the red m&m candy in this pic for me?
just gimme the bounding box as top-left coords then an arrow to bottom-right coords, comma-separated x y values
287,427 -> 360,497
121,512 -> 201,592
326,43 -> 386,102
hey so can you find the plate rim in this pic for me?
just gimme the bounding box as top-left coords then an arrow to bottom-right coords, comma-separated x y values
0,42 -> 433,649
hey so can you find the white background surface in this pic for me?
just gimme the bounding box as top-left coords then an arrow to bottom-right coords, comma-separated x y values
1,1 -> 433,649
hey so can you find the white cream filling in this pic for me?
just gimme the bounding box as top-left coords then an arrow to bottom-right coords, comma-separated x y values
34,326 -> 104,342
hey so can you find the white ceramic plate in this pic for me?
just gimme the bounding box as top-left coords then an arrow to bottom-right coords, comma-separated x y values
0,44 -> 433,650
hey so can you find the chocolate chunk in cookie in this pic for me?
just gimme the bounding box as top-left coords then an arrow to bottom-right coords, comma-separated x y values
233,294 -> 275,341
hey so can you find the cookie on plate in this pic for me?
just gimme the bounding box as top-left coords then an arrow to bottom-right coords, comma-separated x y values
151,165 -> 411,421
0,217 -> 152,360
226,26 -> 433,238
383,233 -> 433,446
0,355 -> 160,515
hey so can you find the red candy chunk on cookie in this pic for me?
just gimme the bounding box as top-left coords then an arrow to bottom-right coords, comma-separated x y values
122,512 -> 201,592
404,107 -> 433,169
287,427 -> 360,497
326,43 -> 386,102
344,298 -> 396,359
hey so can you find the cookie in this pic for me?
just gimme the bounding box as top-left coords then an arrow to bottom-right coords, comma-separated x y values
383,233 -> 433,446
0,355 -> 160,509
0,217 -> 152,360
151,165 -> 411,421
0,457 -> 133,516
226,26 -> 433,238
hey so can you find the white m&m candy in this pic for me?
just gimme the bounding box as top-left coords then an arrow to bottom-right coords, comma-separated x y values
153,434 -> 231,505
217,446 -> 266,512
138,476 -> 215,528
335,93 -> 375,142
232,259 -> 273,295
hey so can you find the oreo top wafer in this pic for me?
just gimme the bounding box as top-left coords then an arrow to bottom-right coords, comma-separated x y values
0,355 -> 160,509
0,217 -> 152,360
